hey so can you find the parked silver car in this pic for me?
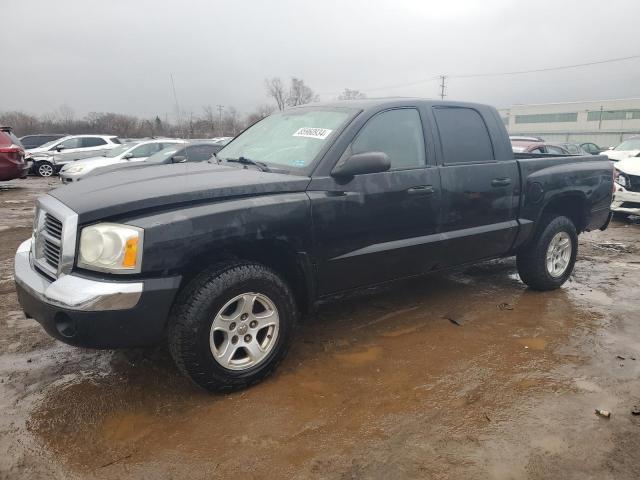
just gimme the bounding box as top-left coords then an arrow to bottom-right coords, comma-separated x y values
59,139 -> 184,183
28,134 -> 120,176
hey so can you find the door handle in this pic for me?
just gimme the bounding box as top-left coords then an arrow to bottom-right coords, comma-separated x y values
491,177 -> 511,187
407,185 -> 435,195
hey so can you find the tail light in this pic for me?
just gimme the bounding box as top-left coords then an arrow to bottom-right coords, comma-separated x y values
0,144 -> 25,164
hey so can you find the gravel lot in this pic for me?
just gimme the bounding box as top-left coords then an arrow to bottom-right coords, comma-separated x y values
1,177 -> 639,479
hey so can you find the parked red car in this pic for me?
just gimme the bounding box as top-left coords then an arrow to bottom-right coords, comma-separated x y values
0,127 -> 28,181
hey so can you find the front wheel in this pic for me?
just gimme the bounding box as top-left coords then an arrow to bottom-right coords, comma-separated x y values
168,261 -> 298,392
516,215 -> 578,291
35,161 -> 54,177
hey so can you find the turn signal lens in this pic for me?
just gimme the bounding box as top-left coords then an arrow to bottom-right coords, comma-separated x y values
123,237 -> 139,268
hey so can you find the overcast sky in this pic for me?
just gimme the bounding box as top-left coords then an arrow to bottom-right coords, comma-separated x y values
2,0 -> 640,119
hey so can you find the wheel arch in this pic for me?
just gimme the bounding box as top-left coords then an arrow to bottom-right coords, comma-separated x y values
178,238 -> 314,316
538,192 -> 588,233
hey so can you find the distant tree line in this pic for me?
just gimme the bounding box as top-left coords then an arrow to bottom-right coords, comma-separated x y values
1,78 -> 366,138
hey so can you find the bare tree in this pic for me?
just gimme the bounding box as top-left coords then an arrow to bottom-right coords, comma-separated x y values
202,105 -> 217,133
245,104 -> 276,127
265,77 -> 287,111
287,78 -> 317,107
338,88 -> 367,100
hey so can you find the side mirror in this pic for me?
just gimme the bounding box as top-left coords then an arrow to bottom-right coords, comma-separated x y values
331,151 -> 391,178
172,155 -> 187,163
608,146 -> 615,150
55,145 -> 66,151
122,152 -> 134,159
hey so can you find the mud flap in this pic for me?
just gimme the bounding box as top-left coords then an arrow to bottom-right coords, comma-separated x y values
600,211 -> 613,231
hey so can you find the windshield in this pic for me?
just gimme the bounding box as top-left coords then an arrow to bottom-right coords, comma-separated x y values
615,138 -> 640,151
217,108 -> 354,170
145,146 -> 181,163
105,143 -> 138,158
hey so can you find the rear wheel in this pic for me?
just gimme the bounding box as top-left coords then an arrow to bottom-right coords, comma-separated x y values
35,161 -> 54,177
168,261 -> 298,392
516,215 -> 578,291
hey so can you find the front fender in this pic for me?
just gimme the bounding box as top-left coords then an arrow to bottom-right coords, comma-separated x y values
125,193 -> 313,277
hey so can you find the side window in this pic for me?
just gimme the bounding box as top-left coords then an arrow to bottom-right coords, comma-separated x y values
547,146 -> 565,154
81,137 -> 107,148
433,107 -> 494,164
565,145 -> 579,154
351,108 -> 426,170
59,137 -> 82,149
131,143 -> 158,158
530,147 -> 544,154
185,145 -> 218,161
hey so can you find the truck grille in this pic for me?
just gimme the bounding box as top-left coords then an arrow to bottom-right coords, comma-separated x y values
32,196 -> 78,279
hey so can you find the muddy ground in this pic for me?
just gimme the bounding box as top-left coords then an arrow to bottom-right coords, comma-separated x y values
0,177 -> 639,479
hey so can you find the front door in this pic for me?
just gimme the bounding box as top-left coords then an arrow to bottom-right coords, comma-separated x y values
309,107 -> 441,295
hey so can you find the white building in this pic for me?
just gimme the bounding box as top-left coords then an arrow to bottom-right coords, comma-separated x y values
498,98 -> 640,148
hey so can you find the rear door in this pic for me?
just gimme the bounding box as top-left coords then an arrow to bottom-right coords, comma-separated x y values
310,107 -> 442,294
432,106 -> 519,266
75,137 -> 110,159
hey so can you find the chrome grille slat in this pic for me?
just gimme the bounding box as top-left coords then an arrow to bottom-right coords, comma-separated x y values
31,196 -> 78,278
44,213 -> 63,239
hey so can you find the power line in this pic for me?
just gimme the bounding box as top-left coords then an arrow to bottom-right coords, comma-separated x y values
319,53 -> 640,98
449,53 -> 640,79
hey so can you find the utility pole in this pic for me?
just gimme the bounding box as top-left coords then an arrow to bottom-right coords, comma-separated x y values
439,75 -> 447,100
598,105 -> 604,130
216,104 -> 224,136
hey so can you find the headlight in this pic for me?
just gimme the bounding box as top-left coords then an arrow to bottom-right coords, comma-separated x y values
65,165 -> 84,174
614,169 -> 628,187
78,223 -> 143,273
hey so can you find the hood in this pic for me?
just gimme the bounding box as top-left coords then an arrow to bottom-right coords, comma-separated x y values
49,162 -> 310,222
61,155 -> 123,172
603,149 -> 640,161
615,157 -> 640,176
84,160 -> 156,178
27,145 -> 54,155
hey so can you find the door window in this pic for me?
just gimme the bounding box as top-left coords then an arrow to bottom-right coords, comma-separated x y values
81,137 -> 107,148
547,146 -> 565,154
530,147 -> 545,153
351,108 -> 426,170
59,137 -> 83,149
433,107 -> 494,164
131,143 -> 162,158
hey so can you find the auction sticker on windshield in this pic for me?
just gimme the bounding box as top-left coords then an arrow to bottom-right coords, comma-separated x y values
293,127 -> 333,140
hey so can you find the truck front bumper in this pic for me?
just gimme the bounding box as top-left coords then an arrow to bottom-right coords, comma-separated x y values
14,239 -> 181,348
611,186 -> 640,215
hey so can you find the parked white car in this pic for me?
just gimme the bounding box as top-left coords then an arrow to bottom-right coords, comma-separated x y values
59,139 -> 185,183
612,157 -> 640,217
28,134 -> 121,177
602,137 -> 640,162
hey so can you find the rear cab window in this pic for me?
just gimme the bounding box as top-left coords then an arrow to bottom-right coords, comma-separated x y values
433,107 -> 494,164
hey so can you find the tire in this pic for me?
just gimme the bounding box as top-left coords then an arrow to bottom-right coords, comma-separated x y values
35,161 -> 54,177
168,261 -> 298,392
516,215 -> 578,291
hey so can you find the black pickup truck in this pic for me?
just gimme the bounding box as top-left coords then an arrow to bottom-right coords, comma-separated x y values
14,99 -> 613,391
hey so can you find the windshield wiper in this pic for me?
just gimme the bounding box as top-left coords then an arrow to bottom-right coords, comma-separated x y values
225,156 -> 271,172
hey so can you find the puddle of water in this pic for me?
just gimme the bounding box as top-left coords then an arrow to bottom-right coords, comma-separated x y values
333,345 -> 383,365
517,337 -> 548,350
